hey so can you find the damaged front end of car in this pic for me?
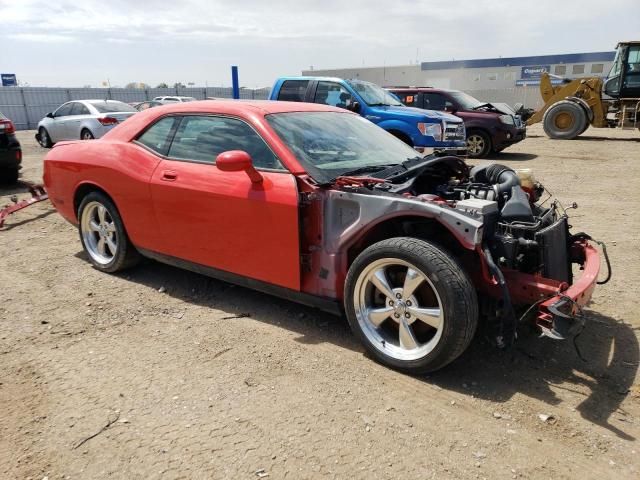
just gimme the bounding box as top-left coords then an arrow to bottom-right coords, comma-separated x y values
326,156 -> 610,347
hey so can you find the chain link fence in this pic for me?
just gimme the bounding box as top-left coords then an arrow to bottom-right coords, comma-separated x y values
0,86 -> 272,130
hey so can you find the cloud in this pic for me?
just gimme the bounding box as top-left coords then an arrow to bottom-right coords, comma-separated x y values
2,0 -> 639,87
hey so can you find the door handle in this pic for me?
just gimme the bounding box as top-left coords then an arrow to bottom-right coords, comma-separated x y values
161,170 -> 178,181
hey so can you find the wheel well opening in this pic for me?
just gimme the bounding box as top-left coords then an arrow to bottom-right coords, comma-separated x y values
388,130 -> 413,146
347,216 -> 469,267
73,184 -> 114,219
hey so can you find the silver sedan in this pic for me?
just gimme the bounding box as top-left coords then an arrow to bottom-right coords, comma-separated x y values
36,100 -> 138,147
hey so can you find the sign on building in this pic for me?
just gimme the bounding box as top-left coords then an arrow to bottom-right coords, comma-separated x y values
520,65 -> 550,80
1,74 -> 17,87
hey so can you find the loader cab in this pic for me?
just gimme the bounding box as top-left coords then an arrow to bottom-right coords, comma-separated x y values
604,41 -> 640,98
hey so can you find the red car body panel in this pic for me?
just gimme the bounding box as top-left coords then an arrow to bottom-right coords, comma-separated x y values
149,158 -> 301,289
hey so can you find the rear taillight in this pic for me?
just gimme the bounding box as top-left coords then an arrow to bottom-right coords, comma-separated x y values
0,119 -> 16,134
98,116 -> 118,126
16,150 -> 22,162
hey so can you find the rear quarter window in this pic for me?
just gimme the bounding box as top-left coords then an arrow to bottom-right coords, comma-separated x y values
278,80 -> 309,102
135,117 -> 179,155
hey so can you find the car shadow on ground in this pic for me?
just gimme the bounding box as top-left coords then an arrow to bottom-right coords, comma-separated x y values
576,135 -> 640,143
484,152 -> 538,161
430,312 -> 638,440
99,256 -> 638,441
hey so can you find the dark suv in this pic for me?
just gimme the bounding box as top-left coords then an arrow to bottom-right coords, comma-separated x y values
0,112 -> 22,184
388,88 -> 526,158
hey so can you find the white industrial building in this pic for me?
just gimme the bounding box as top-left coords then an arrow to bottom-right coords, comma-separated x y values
303,51 -> 615,108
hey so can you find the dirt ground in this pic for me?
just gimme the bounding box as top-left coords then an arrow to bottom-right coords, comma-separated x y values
1,125 -> 639,480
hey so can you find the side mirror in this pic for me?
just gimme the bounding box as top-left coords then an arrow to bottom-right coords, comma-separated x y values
46,112 -> 54,119
216,150 -> 263,183
348,101 -> 361,114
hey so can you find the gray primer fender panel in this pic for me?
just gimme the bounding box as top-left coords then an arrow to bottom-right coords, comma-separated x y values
323,190 -> 484,253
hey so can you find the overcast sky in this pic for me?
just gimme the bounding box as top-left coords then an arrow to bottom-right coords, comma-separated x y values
2,0 -> 639,88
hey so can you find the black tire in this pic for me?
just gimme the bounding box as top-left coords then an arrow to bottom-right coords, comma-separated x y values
542,100 -> 587,139
38,127 -> 53,148
578,122 -> 590,136
389,131 -> 413,147
77,191 -> 140,273
344,237 -> 478,374
81,129 -> 95,140
466,129 -> 492,158
0,167 -> 19,185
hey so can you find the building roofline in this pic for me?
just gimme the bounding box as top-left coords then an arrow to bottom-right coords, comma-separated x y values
420,51 -> 615,71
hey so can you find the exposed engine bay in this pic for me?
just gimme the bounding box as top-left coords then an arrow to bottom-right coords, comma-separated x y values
369,156 -> 572,285
333,155 -> 610,346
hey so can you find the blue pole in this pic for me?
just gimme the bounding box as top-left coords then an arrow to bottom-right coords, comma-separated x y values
231,66 -> 239,99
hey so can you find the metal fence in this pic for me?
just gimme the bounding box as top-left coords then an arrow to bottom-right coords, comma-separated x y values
0,85 -> 543,131
0,86 -> 272,130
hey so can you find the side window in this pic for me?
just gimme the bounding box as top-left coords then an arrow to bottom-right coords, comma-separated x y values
313,81 -> 353,108
54,103 -> 73,117
278,80 -> 309,102
136,117 -> 178,155
572,64 -> 585,75
423,93 -> 451,111
625,46 -> 640,89
71,103 -> 90,115
168,116 -> 284,170
555,65 -> 567,75
394,92 -> 419,107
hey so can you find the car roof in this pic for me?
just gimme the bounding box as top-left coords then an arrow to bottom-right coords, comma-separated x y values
148,99 -> 349,115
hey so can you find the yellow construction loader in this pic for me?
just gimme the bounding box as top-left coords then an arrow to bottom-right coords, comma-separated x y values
527,41 -> 640,139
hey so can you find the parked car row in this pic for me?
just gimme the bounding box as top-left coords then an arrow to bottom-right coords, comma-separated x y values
0,76 -> 524,186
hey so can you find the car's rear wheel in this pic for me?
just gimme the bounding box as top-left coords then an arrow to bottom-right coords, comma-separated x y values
38,127 -> 52,148
81,129 -> 94,140
78,192 -> 139,272
344,237 -> 478,374
466,130 -> 492,158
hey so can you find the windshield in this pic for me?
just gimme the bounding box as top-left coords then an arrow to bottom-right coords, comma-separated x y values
448,91 -> 483,110
266,112 -> 419,183
89,101 -> 137,113
346,80 -> 403,106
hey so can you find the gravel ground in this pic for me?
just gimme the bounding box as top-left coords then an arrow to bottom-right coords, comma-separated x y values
1,125 -> 639,479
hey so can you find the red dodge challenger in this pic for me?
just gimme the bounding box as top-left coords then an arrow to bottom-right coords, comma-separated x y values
43,100 -> 606,373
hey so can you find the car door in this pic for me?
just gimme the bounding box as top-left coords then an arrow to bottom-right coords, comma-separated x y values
65,102 -> 91,139
149,114 -> 301,290
49,103 -> 73,141
312,81 -> 354,109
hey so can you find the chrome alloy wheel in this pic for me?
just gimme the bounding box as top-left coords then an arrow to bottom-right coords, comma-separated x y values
80,201 -> 118,265
467,134 -> 485,156
40,129 -> 48,145
353,258 -> 444,361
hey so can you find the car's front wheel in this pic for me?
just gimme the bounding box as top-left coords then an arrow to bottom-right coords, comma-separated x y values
38,127 -> 53,148
344,237 -> 478,374
466,130 -> 491,158
78,192 -> 140,273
